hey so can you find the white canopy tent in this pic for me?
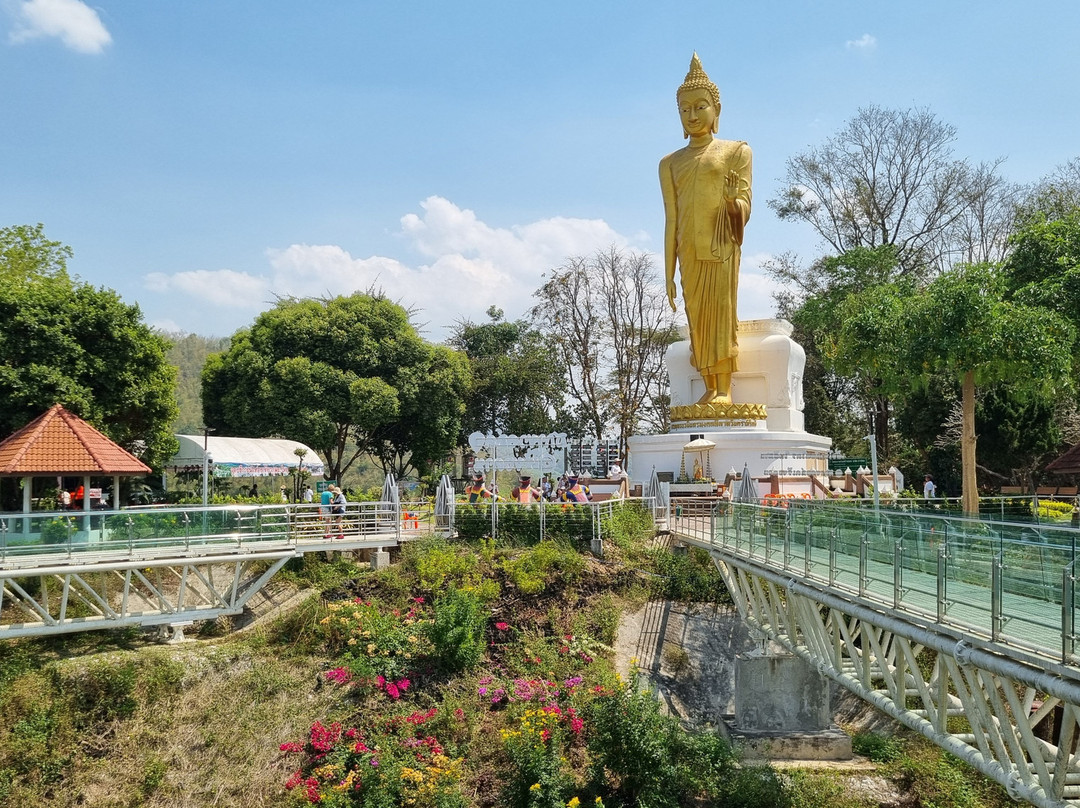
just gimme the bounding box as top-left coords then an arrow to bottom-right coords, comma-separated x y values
170,435 -> 325,478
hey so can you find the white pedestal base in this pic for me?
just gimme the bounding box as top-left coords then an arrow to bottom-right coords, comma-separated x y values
627,428 -> 832,486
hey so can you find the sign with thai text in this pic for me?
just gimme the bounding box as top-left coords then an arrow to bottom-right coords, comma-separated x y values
467,432 -> 568,474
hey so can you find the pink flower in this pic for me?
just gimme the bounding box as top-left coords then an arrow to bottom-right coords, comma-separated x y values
495,621 -> 509,631
325,667 -> 352,684
279,741 -> 303,753
386,683 -> 400,699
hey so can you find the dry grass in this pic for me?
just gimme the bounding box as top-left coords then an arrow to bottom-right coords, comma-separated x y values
2,636 -> 346,808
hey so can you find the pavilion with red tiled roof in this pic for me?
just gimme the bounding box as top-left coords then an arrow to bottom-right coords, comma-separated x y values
1047,442 -> 1080,477
0,404 -> 150,515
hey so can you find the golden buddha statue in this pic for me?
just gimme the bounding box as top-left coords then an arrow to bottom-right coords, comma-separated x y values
660,53 -> 752,406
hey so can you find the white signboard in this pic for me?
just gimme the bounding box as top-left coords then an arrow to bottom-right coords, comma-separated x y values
468,432 -> 567,475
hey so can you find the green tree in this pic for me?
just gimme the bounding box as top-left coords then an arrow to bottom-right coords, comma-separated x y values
0,223 -> 72,286
0,225 -> 179,467
1006,207 -> 1080,339
777,246 -> 903,457
836,264 -> 1075,514
164,332 -> 231,434
201,293 -> 469,482
448,306 -> 563,437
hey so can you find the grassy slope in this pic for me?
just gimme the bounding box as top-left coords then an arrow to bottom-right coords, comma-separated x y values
0,516 -> 1013,808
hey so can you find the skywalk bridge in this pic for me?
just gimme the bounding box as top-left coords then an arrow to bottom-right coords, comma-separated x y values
0,499 -> 438,640
0,480 -> 644,641
670,498 -> 1080,808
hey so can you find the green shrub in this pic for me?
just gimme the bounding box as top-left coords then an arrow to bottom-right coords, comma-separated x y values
319,599 -> 433,683
575,592 -> 620,647
404,538 -> 479,592
649,546 -> 731,604
429,588 -> 487,673
501,541 -> 585,596
61,658 -> 139,725
852,730 -> 904,763
456,504 -> 597,546
600,502 -> 655,549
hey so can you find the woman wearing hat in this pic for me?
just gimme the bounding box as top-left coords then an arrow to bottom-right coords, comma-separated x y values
330,485 -> 347,539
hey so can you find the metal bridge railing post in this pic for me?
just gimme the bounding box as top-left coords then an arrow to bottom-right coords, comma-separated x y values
937,543 -> 948,623
893,538 -> 903,609
783,503 -> 792,570
829,525 -> 838,587
1063,561 -> 1076,663
803,510 -> 812,577
992,550 -> 1004,642
859,521 -> 869,598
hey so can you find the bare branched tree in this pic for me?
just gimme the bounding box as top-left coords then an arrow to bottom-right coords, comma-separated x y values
768,105 -> 989,277
531,247 -> 677,458
948,159 -> 1023,265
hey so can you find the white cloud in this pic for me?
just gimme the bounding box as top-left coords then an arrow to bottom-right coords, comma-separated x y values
144,269 -> 269,308
845,33 -> 877,51
738,252 -> 784,321
143,196 -> 645,338
6,0 -> 112,53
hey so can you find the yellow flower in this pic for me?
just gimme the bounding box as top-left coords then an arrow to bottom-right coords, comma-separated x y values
530,783 -> 541,792
408,635 -> 418,643
366,643 -> 376,653
347,638 -> 357,645
568,799 -> 581,808
319,616 -> 331,625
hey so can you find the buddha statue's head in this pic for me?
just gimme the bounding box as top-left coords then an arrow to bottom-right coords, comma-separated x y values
677,53 -> 720,139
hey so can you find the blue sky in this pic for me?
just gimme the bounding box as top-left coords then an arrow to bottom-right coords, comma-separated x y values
2,1 -> 1078,340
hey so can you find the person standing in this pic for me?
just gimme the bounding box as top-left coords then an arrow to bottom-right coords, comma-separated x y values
302,484 -> 314,503
610,458 -> 630,499
331,485 -> 347,539
319,485 -> 333,537
923,475 -> 937,499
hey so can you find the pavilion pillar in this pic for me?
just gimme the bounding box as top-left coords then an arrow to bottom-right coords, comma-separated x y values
112,475 -> 120,511
22,475 -> 31,537
81,474 -> 91,533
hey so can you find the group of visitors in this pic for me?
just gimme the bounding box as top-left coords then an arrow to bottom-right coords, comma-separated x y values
57,485 -> 104,509
464,471 -> 593,504
317,484 -> 348,539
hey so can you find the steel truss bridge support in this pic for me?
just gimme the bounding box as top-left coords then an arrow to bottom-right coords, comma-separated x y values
667,498 -> 1080,806
0,551 -> 294,639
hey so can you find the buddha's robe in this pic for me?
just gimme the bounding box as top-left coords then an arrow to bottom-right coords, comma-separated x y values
660,138 -> 752,377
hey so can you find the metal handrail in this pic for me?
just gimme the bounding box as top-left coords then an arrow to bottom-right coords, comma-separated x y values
687,500 -> 1080,668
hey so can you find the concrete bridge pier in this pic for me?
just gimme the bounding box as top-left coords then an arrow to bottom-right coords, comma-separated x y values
726,649 -> 852,761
